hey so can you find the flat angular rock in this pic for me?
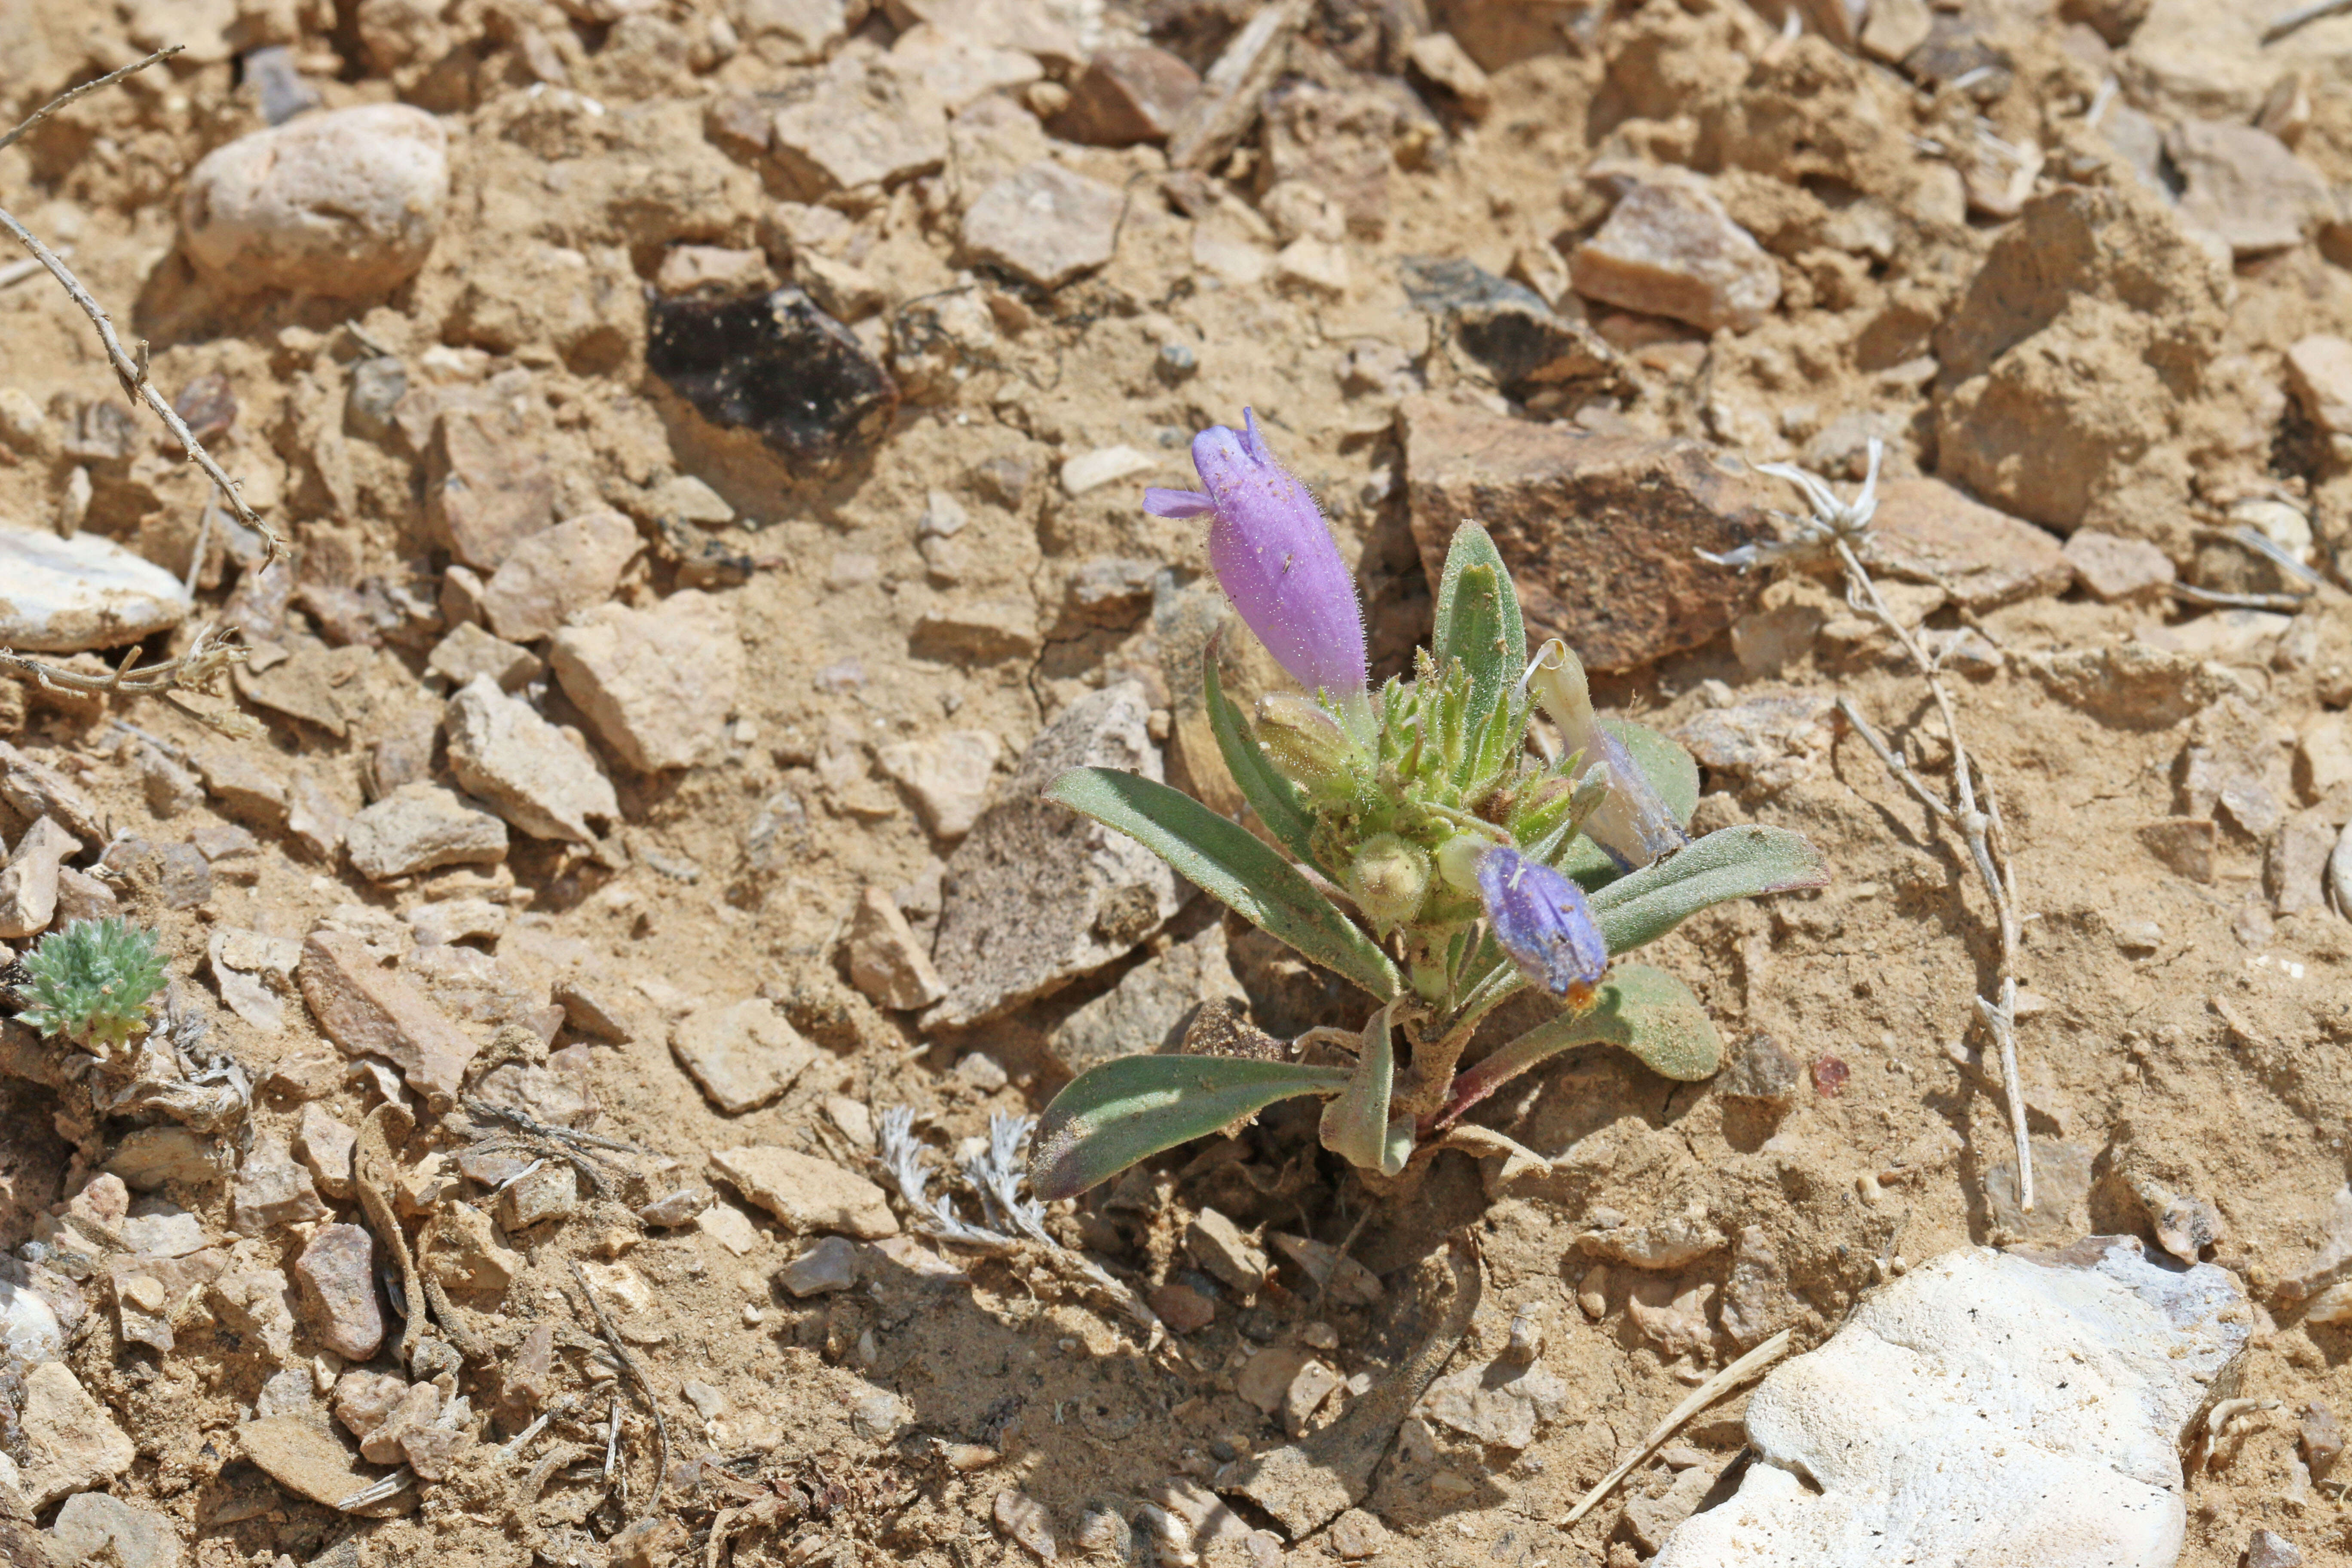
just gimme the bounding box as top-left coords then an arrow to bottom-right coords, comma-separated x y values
847,888 -> 946,1011
298,929 -> 481,1105
962,162 -> 1124,289
1054,47 -> 1200,145
709,1145 -> 898,1238
728,0 -> 852,63
2287,334 -> 2352,437
671,998 -> 815,1113
2165,119 -> 2328,257
2063,529 -> 2176,602
549,591 -> 743,772
238,1416 -> 409,1514
478,508 -> 642,643
345,782 -> 508,881
1862,478 -> 2073,611
296,1102 -> 356,1198
296,1223 -> 383,1360
181,104 -> 448,296
21,1361 -> 137,1508
1400,256 -> 1621,397
427,405 -> 555,573
1654,1237 -> 2251,1568
428,620 -> 542,690
927,682 -> 1182,1027
1045,924 -> 1246,1076
0,526 -> 191,653
0,816 -> 74,940
1416,1357 -> 1565,1450
48,1492 -> 182,1568
1572,181 -> 1781,332
0,741 -> 104,845
770,62 -> 948,198
876,729 -> 999,839
779,1234 -> 861,1296
233,1134 -> 332,1233
444,676 -> 619,844
2022,643 -> 2229,730
1402,397 -> 1773,671
909,597 -> 1042,663
647,286 -> 898,476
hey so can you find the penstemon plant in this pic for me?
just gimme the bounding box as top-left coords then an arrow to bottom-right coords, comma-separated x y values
1027,410 -> 1829,1201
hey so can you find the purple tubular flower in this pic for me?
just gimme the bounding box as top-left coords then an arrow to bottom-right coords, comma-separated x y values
1477,845 -> 1608,1007
1143,408 -> 1367,697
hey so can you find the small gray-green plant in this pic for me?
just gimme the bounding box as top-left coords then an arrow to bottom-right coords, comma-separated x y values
1027,410 -> 1830,1201
12,917 -> 168,1052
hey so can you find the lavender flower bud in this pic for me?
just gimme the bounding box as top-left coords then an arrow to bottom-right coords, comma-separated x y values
1524,639 -> 1684,870
1476,845 -> 1607,1007
1144,408 -> 1367,699
1348,833 -> 1432,931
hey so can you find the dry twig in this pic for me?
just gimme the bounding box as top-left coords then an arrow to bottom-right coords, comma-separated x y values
0,46 -> 285,725
1559,1328 -> 1795,1527
1705,441 -> 2036,1212
568,1260 -> 671,1513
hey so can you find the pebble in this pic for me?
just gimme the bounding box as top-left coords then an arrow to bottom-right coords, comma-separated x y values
408,896 -> 507,947
1572,180 -> 1780,332
646,286 -> 899,475
708,1145 -> 898,1238
2062,529 -> 2176,602
1718,1032 -> 1802,1108
909,598 -> 1043,664
670,998 -> 815,1114
1407,32 -> 1492,117
1059,444 -> 1160,497
779,1234 -> 862,1297
423,1202 -> 520,1292
1046,925 -> 1246,1076
1054,46 -> 1200,146
444,676 -> 619,844
20,1360 -> 137,1508
427,406 -> 556,571
47,1491 -> 181,1568
0,527 -> 190,654
995,1488 -> 1058,1561
107,1127 -> 218,1190
1403,398 -> 1774,671
1236,1344 -> 1313,1414
344,782 -> 509,882
297,929 -> 482,1106
550,591 -> 744,772
499,1163 -> 579,1230
2248,1530 -> 2304,1568
1653,1237 -> 2250,1567
1721,1225 -> 1803,1346
0,817 -> 74,940
295,1223 -> 384,1360
0,742 -> 102,846
2286,333 -> 2352,441
927,682 -> 1180,1027
478,508 -> 642,643
294,1103 -> 356,1199
1626,1278 -> 1716,1357
961,162 -> 1124,289
231,1135 -> 332,1234
1148,1279 -> 1218,1332
654,244 -> 770,298
2269,810 -> 2337,914
1326,1509 -> 1388,1561
138,747 -> 204,818
1400,256 -> 1620,398
2332,821 -> 2352,916
875,729 -> 1000,839
846,888 -> 946,1011
1185,1208 -> 1268,1295
181,104 -> 448,295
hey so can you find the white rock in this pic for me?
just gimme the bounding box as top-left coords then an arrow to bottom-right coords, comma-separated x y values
2330,820 -> 2351,917
876,729 -> 999,839
0,526 -> 190,653
1654,1237 -> 2251,1568
20,1360 -> 137,1508
1060,444 -> 1159,496
181,104 -> 449,296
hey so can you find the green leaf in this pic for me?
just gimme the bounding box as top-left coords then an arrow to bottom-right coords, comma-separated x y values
1319,1003 -> 1405,1175
1030,1054 -> 1352,1200
1589,824 -> 1828,954
1442,965 -> 1721,1123
1204,657 -> 1320,867
1430,525 -> 1525,756
1048,768 -> 1402,1002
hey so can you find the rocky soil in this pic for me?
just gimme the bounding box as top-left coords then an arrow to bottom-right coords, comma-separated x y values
3,0 -> 2352,1564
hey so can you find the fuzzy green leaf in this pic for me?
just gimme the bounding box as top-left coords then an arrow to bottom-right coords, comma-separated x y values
1205,657 -> 1320,868
1445,965 -> 1721,1122
1431,524 -> 1525,761
1030,1055 -> 1353,1200
1319,1004 -> 1405,1175
1589,824 -> 1828,954
1048,768 -> 1402,1002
